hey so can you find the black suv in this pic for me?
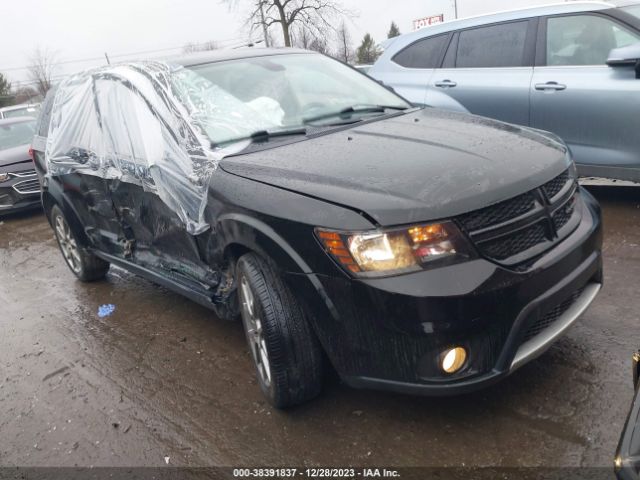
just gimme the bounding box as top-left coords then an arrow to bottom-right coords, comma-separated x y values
32,49 -> 603,407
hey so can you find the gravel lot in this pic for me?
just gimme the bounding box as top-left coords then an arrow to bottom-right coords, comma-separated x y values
0,186 -> 639,471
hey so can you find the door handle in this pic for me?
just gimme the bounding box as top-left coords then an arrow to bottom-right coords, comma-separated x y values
535,82 -> 567,91
434,79 -> 457,88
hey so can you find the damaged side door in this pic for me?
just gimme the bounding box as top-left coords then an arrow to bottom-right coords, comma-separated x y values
94,77 -> 222,293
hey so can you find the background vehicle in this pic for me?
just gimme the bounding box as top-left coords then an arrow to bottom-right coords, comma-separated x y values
33,49 -> 602,408
371,2 -> 640,183
0,117 -> 41,215
615,351 -> 640,479
0,103 -> 41,119
354,64 -> 373,74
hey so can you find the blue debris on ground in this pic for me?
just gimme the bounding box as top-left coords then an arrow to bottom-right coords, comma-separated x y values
98,304 -> 116,318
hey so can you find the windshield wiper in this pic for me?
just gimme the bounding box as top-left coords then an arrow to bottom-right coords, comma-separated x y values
249,127 -> 307,142
303,104 -> 409,125
212,128 -> 307,148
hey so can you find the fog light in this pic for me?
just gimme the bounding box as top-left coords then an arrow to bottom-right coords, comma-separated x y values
441,347 -> 467,374
614,456 -> 623,471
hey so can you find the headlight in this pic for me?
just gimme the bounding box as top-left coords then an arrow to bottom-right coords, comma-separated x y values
0,173 -> 9,183
316,221 -> 475,277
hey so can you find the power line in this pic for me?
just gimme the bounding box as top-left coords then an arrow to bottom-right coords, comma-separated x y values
7,36 -> 261,88
0,36 -> 252,73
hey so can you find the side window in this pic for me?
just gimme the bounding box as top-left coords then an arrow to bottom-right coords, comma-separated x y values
392,34 -> 449,69
96,80 -> 165,168
456,21 -> 529,68
36,88 -> 57,137
546,14 -> 640,66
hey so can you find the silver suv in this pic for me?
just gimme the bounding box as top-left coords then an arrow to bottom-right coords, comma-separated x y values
371,2 -> 640,183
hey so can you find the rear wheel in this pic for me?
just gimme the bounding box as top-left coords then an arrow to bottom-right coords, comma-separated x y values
51,205 -> 110,282
237,253 -> 324,408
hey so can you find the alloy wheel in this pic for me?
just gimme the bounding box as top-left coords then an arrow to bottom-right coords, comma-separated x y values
239,275 -> 272,387
54,214 -> 82,274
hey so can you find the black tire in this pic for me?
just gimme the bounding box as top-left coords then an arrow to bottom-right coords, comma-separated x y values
236,253 -> 324,408
51,204 -> 110,282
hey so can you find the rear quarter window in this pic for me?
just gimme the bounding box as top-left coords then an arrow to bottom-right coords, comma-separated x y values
36,89 -> 57,137
392,34 -> 450,69
455,21 -> 529,68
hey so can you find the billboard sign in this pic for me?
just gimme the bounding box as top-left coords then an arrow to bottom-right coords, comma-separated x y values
413,14 -> 445,30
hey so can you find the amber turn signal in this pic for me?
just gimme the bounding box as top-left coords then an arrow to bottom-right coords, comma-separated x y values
317,230 -> 361,273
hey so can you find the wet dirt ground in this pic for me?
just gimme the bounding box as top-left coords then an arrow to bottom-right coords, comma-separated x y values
0,186 -> 639,470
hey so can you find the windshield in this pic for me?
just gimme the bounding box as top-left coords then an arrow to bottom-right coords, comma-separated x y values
622,4 -> 640,20
173,53 -> 410,145
0,120 -> 36,150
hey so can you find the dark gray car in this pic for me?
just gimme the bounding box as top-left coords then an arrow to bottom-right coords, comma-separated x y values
0,117 -> 41,214
371,1 -> 640,183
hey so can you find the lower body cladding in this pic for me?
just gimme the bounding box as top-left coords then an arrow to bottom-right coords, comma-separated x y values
284,188 -> 602,396
0,170 -> 41,214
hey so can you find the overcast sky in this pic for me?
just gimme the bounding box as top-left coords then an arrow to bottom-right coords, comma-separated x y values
1,0 -> 560,86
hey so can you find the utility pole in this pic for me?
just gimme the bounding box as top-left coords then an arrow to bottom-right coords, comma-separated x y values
453,0 -> 458,19
258,1 -> 270,47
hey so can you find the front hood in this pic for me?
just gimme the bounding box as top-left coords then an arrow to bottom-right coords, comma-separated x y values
0,144 -> 32,169
221,109 -> 570,227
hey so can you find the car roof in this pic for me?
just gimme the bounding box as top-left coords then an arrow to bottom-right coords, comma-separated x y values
609,0 -> 640,6
0,116 -> 36,126
167,47 -> 316,68
388,2 -> 615,47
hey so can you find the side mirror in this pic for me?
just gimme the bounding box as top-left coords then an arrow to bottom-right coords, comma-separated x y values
607,42 -> 640,79
633,351 -> 640,390
377,80 -> 396,94
67,147 -> 92,164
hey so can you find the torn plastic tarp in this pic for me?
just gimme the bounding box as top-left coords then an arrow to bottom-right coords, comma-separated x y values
45,61 -> 255,235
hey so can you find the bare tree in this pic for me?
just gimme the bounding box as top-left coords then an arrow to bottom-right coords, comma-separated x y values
13,85 -> 39,105
182,40 -> 219,54
308,37 -> 329,55
227,0 -> 350,48
27,47 -> 58,96
292,25 -> 313,49
336,21 -> 353,64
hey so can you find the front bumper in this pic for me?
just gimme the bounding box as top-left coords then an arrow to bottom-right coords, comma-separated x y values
0,168 -> 42,214
284,187 -> 603,395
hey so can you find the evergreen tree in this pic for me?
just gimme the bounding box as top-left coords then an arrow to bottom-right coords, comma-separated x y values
0,73 -> 12,108
388,21 -> 401,39
356,33 -> 382,65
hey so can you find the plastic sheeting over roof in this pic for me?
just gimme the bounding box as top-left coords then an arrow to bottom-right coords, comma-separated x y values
45,61 -> 247,235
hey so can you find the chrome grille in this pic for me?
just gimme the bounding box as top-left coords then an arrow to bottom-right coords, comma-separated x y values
12,178 -> 41,194
11,169 -> 37,178
456,168 -> 580,269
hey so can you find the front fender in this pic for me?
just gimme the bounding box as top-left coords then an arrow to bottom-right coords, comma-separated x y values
218,213 -> 313,275
216,213 -> 340,321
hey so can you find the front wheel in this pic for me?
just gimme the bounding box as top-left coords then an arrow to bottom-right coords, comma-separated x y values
236,253 -> 324,408
51,205 -> 110,282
